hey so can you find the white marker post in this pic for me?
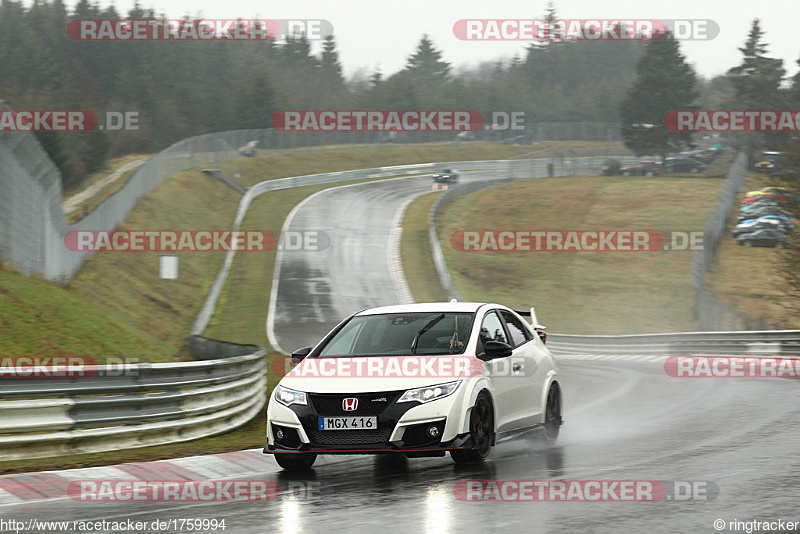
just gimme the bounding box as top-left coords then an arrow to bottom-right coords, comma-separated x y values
159,255 -> 178,301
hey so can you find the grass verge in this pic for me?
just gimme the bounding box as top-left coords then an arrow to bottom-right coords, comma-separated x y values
402,175 -> 725,334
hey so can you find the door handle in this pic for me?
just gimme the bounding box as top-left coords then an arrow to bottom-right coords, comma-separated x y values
512,362 -> 523,372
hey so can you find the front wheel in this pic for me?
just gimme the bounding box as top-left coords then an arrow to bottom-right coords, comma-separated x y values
542,384 -> 561,443
275,453 -> 317,471
451,392 -> 494,464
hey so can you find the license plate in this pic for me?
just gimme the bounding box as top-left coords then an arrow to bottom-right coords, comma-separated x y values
318,416 -> 377,430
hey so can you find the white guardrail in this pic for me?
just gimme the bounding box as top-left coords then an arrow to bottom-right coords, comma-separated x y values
0,350 -> 266,461
547,331 -> 800,356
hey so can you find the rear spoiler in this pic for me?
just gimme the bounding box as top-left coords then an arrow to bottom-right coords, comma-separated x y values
514,307 -> 546,330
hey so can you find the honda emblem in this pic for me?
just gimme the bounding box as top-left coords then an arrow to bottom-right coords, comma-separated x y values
342,398 -> 358,411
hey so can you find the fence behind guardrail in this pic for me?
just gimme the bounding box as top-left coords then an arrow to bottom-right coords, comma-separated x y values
0,106 -> 622,283
690,153 -> 774,330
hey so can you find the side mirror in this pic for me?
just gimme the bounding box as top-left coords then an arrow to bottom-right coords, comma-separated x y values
291,346 -> 313,364
480,341 -> 513,361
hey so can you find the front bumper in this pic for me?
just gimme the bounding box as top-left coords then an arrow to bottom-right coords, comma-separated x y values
264,387 -> 471,455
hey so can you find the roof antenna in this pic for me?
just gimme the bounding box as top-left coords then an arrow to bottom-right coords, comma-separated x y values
450,298 -> 458,303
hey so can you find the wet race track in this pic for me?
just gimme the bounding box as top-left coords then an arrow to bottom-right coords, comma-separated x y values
3,172 -> 799,533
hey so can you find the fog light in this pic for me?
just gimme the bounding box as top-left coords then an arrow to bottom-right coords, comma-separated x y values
276,429 -> 284,440
427,426 -> 439,438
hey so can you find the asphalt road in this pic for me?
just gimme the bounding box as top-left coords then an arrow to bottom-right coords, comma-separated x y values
4,358 -> 799,533
267,171 -> 501,355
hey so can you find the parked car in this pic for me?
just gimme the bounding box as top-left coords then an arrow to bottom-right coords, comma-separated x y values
732,218 -> 783,238
738,215 -> 795,231
679,150 -> 716,164
601,159 -> 622,176
740,200 -> 782,213
738,207 -> 791,222
664,157 -> 707,173
741,193 -> 786,204
621,160 -> 663,176
754,151 -> 783,173
736,227 -> 788,248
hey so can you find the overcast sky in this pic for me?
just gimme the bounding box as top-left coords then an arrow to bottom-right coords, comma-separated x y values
61,0 -> 800,80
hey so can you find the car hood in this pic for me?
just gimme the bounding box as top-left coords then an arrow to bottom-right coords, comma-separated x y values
277,356 -> 473,393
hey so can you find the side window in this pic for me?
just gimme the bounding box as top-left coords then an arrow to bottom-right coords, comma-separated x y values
500,311 -> 532,347
477,311 -> 507,353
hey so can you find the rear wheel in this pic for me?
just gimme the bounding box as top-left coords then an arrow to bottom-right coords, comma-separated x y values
275,454 -> 316,471
451,392 -> 494,464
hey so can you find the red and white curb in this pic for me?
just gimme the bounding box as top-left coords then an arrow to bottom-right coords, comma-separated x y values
0,448 -> 273,507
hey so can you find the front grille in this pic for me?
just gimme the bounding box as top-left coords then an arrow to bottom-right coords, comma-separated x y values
308,427 -> 393,446
309,391 -> 403,416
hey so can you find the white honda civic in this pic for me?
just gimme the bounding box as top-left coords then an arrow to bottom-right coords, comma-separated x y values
264,301 -> 563,471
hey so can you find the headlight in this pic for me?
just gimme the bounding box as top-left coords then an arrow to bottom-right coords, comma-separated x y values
398,381 -> 460,404
275,386 -> 307,407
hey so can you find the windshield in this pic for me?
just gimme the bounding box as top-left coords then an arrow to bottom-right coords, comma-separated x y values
318,312 -> 474,356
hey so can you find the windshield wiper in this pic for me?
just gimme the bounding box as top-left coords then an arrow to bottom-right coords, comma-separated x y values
410,313 -> 445,354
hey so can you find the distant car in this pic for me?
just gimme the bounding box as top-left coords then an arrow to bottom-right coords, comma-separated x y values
432,168 -> 459,184
237,140 -> 258,157
732,218 -> 783,238
736,227 -> 788,248
664,157 -> 707,173
754,151 -> 783,172
601,159 -> 622,176
621,160 -> 663,176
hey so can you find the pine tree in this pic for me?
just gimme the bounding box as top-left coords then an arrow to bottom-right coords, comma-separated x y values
619,31 -> 698,160
404,35 -> 450,82
727,19 -> 786,109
